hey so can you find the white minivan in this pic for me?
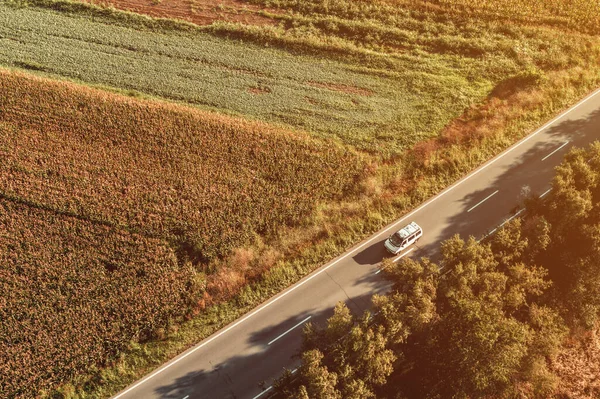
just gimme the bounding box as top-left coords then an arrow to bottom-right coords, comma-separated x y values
384,221 -> 422,255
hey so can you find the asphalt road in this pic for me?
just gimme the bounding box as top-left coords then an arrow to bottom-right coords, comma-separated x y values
112,88 -> 600,399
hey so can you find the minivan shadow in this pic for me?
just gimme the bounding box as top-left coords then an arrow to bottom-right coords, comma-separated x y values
352,239 -> 388,265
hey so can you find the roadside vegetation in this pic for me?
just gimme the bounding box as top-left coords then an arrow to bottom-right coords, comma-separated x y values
274,142 -> 600,399
1,0 -> 600,397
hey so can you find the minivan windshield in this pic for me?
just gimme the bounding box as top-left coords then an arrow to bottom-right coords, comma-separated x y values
389,233 -> 404,247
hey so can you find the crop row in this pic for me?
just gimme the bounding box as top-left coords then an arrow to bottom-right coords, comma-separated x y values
0,69 -> 364,260
0,2 -> 496,153
0,197 -> 199,398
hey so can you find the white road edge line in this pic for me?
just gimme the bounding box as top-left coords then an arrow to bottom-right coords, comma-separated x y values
392,247 -> 416,263
267,316 -> 311,346
498,208 -> 526,229
252,385 -> 273,399
479,208 -> 527,243
111,87 -> 600,399
182,396 -> 189,399
539,188 -> 552,198
542,140 -> 570,161
467,190 -> 499,213
251,368 -> 298,399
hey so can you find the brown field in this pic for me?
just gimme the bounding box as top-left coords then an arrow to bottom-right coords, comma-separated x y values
0,68 -> 364,398
0,198 -> 196,398
82,0 -> 277,26
0,69 -> 363,261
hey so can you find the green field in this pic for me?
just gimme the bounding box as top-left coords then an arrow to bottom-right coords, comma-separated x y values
0,2 -> 498,153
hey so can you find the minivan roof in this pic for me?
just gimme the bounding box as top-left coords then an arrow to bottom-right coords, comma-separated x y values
396,222 -> 421,239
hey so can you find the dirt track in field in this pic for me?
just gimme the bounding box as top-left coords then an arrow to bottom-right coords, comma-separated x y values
83,0 -> 278,26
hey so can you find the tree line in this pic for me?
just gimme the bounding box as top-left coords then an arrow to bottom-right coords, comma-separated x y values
273,142 -> 600,398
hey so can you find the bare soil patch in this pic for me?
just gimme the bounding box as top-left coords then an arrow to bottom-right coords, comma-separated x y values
83,0 -> 278,26
308,81 -> 375,97
248,86 -> 271,94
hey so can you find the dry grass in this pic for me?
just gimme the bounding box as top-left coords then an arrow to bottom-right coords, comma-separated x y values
552,325 -> 600,398
83,0 -> 278,26
0,68 -> 363,262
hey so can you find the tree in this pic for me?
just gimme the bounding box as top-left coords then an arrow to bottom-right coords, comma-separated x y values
549,146 -> 597,234
428,298 -> 533,398
344,316 -> 396,387
515,304 -> 567,397
422,237 -> 526,397
424,234 -> 558,398
374,256 -> 439,344
276,302 -> 396,398
297,349 -> 342,399
535,143 -> 600,326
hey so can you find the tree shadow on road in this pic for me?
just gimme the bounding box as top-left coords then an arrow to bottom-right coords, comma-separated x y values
428,105 -> 600,265
153,291 -> 381,399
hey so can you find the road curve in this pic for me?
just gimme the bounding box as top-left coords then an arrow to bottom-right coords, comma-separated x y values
112,88 -> 600,399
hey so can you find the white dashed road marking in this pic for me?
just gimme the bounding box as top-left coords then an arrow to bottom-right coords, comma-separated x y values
542,141 -> 569,161
267,316 -> 311,346
467,190 -> 499,213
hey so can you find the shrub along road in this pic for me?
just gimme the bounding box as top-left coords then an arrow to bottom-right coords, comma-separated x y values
111,88 -> 600,399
